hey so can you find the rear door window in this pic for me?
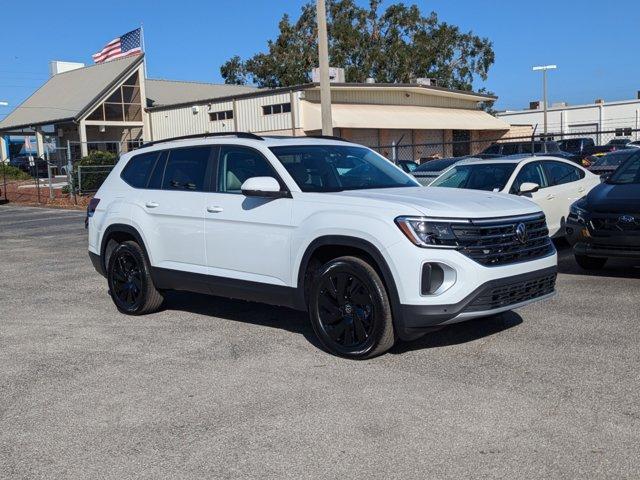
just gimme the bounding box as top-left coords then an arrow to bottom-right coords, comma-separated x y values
162,146 -> 213,192
543,161 -> 583,186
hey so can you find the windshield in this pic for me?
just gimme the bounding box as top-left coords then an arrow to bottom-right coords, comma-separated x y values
415,158 -> 459,172
269,145 -> 419,192
607,151 -> 640,184
430,163 -> 517,191
592,151 -> 636,167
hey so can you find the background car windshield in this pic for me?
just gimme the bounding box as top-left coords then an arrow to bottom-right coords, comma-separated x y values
269,145 -> 418,192
431,163 -> 517,191
415,158 -> 459,172
608,152 -> 640,184
593,151 -> 636,166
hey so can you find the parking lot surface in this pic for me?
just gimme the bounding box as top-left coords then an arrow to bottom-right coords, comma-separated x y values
0,204 -> 638,479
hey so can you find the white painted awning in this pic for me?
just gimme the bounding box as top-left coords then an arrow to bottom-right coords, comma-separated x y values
301,101 -> 510,131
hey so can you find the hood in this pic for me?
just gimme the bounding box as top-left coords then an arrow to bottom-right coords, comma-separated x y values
329,186 -> 541,219
585,183 -> 640,214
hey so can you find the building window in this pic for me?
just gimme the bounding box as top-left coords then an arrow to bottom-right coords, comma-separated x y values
615,128 -> 632,137
209,110 -> 233,122
262,102 -> 291,116
85,71 -> 142,122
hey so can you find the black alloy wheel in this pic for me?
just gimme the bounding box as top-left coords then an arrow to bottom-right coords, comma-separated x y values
111,250 -> 143,311
107,240 -> 164,315
309,256 -> 395,359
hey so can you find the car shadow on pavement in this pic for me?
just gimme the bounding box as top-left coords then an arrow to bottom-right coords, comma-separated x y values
161,290 -> 324,349
554,238 -> 640,279
391,311 -> 523,354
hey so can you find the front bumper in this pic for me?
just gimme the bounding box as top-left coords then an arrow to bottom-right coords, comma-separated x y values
397,266 -> 557,339
566,217 -> 640,259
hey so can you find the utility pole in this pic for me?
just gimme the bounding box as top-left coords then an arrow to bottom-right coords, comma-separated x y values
316,0 -> 333,136
532,65 -> 557,136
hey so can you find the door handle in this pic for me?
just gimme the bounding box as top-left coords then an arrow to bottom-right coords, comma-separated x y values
207,206 -> 224,213
577,187 -> 585,193
145,201 -> 159,208
546,194 -> 555,200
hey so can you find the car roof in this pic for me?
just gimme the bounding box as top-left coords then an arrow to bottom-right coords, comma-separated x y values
131,135 -> 361,156
460,154 -> 568,165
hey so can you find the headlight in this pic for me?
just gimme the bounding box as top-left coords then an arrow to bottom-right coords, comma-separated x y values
395,216 -> 462,248
569,198 -> 589,222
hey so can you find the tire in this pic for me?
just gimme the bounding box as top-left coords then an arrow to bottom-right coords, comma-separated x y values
575,254 -> 607,270
308,256 -> 395,359
107,240 -> 164,315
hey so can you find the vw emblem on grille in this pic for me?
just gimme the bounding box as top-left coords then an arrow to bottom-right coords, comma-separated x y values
515,222 -> 528,244
619,215 -> 635,224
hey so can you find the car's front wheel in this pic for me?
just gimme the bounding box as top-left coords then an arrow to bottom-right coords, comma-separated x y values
309,256 -> 395,359
107,240 -> 164,315
575,254 -> 607,270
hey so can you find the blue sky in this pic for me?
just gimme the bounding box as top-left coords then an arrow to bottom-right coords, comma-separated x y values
1,0 -> 639,119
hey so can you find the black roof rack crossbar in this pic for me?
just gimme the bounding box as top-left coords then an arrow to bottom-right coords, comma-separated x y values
143,131 -> 263,147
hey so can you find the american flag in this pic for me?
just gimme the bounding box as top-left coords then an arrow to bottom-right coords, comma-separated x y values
92,28 -> 142,64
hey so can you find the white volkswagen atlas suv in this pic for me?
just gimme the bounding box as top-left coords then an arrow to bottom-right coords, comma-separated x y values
87,133 -> 557,359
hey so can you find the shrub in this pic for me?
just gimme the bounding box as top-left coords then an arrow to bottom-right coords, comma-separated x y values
0,164 -> 31,181
73,151 -> 117,193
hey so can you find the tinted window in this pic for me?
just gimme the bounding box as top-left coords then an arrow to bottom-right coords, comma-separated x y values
218,146 -> 277,194
121,152 -> 159,188
510,162 -> 547,193
270,145 -> 418,192
543,161 -> 583,186
501,143 -> 519,155
147,151 -> 168,189
545,142 -> 560,152
415,158 -> 459,172
431,163 -> 517,192
162,147 -> 212,191
608,151 -> 640,184
592,151 -> 636,167
482,144 -> 501,155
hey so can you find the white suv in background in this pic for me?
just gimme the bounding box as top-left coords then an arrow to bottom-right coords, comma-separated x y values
87,133 -> 558,359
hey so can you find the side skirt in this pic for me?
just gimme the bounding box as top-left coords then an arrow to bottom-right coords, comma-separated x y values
150,267 -> 303,310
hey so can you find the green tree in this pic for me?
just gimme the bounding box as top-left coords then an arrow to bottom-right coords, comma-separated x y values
220,0 -> 494,91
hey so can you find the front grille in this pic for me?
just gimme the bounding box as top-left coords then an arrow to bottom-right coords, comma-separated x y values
452,214 -> 554,266
590,214 -> 640,233
466,272 -> 557,312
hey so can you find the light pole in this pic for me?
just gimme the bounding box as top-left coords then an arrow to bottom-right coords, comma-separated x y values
316,0 -> 333,136
532,65 -> 556,136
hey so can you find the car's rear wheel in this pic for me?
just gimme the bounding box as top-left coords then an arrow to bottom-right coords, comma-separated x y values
309,256 -> 395,359
575,254 -> 607,270
107,240 -> 164,314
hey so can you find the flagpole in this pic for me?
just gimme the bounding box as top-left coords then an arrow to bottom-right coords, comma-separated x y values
141,24 -> 148,78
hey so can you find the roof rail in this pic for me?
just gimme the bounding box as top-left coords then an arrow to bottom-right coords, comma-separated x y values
143,131 -> 263,148
305,134 -> 350,142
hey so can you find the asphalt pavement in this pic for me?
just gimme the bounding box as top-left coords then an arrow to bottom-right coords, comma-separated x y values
0,204 -> 638,479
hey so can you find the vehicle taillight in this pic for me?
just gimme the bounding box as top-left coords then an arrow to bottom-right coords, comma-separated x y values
85,197 -> 100,228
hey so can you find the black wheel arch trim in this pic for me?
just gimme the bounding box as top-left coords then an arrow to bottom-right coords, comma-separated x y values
295,235 -> 402,321
99,224 -> 153,277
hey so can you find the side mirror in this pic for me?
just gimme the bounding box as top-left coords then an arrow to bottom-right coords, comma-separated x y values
519,182 -> 540,194
241,176 -> 288,198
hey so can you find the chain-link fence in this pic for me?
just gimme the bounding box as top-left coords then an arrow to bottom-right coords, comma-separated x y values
371,128 -> 640,163
0,139 -> 138,206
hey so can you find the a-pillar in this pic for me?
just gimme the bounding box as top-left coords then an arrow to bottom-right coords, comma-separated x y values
78,120 -> 88,158
0,136 -> 8,163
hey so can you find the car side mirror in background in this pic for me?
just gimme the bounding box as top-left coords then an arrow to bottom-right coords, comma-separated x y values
600,173 -> 611,183
241,176 -> 289,198
518,182 -> 540,195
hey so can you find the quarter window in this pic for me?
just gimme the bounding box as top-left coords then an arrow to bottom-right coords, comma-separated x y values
262,102 -> 291,115
161,147 -> 212,192
217,146 -> 278,194
121,151 -> 160,188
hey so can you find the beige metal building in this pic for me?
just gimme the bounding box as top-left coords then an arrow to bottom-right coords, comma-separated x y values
0,54 -> 510,162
